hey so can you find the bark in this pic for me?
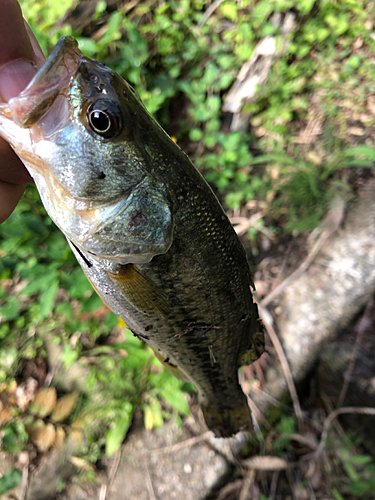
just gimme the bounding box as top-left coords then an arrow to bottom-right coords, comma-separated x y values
249,180 -> 375,420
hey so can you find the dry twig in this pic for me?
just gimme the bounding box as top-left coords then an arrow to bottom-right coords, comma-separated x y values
269,471 -> 279,500
321,394 -> 345,440
99,484 -> 107,500
198,0 -> 226,27
302,406 -> 375,461
216,480 -> 243,500
19,463 -> 29,500
247,397 -> 267,454
239,469 -> 256,500
243,455 -> 289,471
99,448 -> 122,500
261,230 -> 330,307
261,193 -> 345,307
258,304 -> 304,433
148,431 -> 212,456
145,459 -> 157,500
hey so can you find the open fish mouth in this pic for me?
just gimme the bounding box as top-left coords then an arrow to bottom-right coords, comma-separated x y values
6,37 -> 82,128
0,37 -> 83,180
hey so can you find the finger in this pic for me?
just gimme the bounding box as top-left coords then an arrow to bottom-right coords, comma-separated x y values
0,143 -> 33,184
0,181 -> 27,224
24,21 -> 46,67
0,0 -> 35,64
0,0 -> 38,185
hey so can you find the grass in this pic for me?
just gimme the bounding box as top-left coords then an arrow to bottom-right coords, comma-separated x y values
1,0 -> 375,497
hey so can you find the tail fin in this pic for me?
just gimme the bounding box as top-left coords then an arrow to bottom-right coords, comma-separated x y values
201,400 -> 252,437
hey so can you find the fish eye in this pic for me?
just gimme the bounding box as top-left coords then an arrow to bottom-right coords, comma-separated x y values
87,100 -> 122,139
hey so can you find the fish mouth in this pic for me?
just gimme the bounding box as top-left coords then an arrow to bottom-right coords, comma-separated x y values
8,37 -> 82,129
0,37 -> 83,178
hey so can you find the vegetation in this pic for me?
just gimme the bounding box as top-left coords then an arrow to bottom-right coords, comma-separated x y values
1,0 -> 375,497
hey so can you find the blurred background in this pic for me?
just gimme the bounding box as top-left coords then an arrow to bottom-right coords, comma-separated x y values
1,1 -> 375,499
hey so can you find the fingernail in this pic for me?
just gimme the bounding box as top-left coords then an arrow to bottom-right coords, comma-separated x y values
0,58 -> 37,102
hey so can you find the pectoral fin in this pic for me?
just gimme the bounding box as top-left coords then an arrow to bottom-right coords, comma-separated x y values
238,308 -> 265,366
108,264 -> 169,318
238,327 -> 265,366
152,348 -> 191,383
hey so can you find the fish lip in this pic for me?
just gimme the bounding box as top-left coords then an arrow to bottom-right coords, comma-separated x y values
0,37 -> 84,178
7,37 -> 82,128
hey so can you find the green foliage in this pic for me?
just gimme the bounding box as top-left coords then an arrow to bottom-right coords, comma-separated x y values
105,403 -> 132,456
0,468 -> 22,496
340,453 -> 375,498
273,414 -> 298,453
17,0 -> 374,232
0,185 -> 94,344
2,0 -> 375,478
20,0 -> 76,53
84,329 -> 192,455
1,422 -> 29,454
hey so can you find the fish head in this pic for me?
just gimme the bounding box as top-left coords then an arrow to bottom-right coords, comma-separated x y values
0,37 -> 173,264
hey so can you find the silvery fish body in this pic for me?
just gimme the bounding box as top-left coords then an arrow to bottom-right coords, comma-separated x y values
0,37 -> 264,437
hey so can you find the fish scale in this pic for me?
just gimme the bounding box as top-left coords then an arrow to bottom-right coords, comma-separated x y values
0,36 -> 264,437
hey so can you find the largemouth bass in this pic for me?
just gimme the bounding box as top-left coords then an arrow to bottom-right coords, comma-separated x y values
0,37 -> 264,437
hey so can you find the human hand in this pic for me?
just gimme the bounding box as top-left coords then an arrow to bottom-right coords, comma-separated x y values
0,0 -> 45,224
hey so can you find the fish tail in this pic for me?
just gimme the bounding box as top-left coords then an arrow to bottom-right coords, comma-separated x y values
201,400 -> 252,437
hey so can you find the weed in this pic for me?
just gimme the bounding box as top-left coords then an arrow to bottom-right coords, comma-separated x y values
1,2 -> 375,494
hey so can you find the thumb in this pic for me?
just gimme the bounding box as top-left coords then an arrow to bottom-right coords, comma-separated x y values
0,58 -> 37,102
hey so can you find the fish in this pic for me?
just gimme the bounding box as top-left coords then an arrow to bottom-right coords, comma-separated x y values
0,36 -> 264,437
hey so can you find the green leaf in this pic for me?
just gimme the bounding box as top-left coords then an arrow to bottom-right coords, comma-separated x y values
77,37 -> 98,56
21,270 -> 58,296
189,128 -> 204,141
347,454 -> 373,466
61,344 -> 79,368
344,462 -> 359,482
2,422 -> 28,453
1,296 -> 19,320
344,146 -> 375,160
0,469 -> 22,495
251,154 -> 297,165
38,279 -> 59,319
332,489 -> 345,500
105,404 -> 132,456
160,386 -> 190,415
298,0 -> 315,14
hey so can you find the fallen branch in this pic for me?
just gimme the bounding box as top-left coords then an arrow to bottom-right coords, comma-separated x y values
243,455 -> 290,471
258,304 -> 304,433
